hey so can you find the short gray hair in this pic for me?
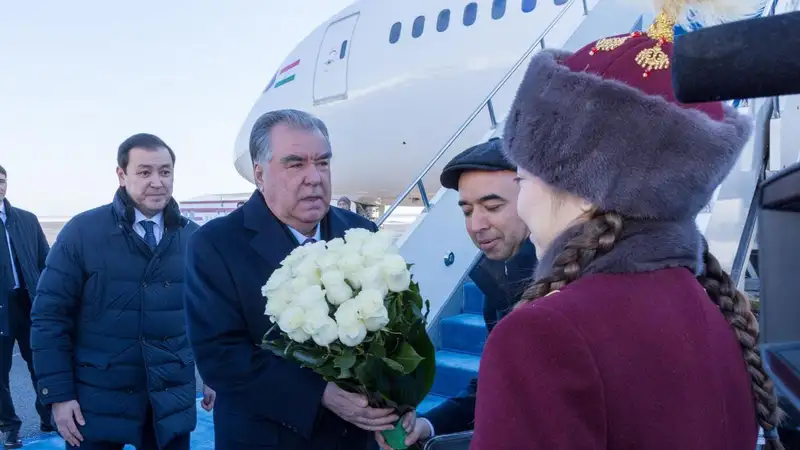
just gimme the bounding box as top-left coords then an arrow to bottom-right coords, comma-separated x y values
249,109 -> 331,165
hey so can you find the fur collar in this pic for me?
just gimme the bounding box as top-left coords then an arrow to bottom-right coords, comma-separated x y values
535,218 -> 703,281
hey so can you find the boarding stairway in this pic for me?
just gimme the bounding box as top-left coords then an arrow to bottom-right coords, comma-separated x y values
376,0 -> 800,449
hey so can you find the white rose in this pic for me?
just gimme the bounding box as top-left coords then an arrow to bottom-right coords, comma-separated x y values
282,246 -> 309,269
334,298 -> 375,346
361,230 -> 398,262
337,319 -> 367,347
344,228 -> 372,250
302,309 -> 339,347
320,270 -> 353,306
334,299 -> 361,327
326,238 -> 346,252
380,254 -> 412,293
288,277 -> 311,294
317,251 -> 340,272
357,265 -> 389,297
338,252 -> 365,288
263,265 -> 293,295
277,306 -> 310,343
293,255 -> 322,285
295,285 -> 329,315
304,240 -> 328,257
312,318 -> 339,346
354,289 -> 390,332
264,287 -> 293,321
308,240 -> 327,250
287,329 -> 312,344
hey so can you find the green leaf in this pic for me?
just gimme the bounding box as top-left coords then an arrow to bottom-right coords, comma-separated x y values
367,336 -> 387,358
336,367 -> 352,380
381,357 -> 406,373
334,352 -> 357,371
390,342 -> 424,374
291,348 -> 327,367
316,361 -> 340,380
354,355 -> 388,393
408,280 -> 423,308
261,340 -> 287,357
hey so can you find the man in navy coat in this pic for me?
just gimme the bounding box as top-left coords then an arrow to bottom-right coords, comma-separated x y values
184,109 -> 398,450
0,165 -> 53,448
32,134 -> 206,450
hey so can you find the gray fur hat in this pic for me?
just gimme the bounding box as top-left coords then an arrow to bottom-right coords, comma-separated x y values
502,20 -> 752,221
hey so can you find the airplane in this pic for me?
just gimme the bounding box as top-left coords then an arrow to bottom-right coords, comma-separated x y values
232,0 -> 592,210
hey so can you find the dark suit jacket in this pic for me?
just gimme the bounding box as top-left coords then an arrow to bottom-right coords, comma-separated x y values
184,190 -> 379,450
422,239 -> 537,436
0,198 -> 49,336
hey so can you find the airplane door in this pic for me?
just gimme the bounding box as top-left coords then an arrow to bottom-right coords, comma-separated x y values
313,13 -> 359,104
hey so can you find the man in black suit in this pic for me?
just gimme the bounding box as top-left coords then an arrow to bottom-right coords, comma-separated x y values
0,165 -> 54,448
375,138 -> 537,449
184,109 -> 398,450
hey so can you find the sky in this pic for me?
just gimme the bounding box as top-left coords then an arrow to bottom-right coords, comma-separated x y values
0,0 -> 354,217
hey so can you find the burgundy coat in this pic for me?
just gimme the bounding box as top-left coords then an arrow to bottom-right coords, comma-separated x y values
472,267 -> 758,449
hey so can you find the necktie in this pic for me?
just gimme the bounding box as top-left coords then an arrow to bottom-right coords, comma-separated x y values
301,238 -> 316,246
0,218 -> 14,290
141,220 -> 157,250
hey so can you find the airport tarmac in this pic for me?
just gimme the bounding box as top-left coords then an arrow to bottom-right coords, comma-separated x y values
6,344 -> 205,441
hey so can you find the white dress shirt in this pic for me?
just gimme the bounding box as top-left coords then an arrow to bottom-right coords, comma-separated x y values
132,209 -> 164,245
0,202 -> 20,289
287,224 -> 321,244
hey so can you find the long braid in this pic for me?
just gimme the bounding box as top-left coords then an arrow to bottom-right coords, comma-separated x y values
518,212 -> 785,447
518,211 -> 623,304
698,250 -> 785,450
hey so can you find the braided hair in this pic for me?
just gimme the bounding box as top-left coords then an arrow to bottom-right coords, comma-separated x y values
518,211 -> 785,449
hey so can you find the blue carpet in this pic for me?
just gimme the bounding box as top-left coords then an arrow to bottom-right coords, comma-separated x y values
22,397 -> 214,449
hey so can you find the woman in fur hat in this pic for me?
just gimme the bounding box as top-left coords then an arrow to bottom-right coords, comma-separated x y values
471,2 -> 784,449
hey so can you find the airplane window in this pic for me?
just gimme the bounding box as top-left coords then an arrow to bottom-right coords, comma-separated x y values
522,0 -> 536,12
412,15 -> 425,38
389,22 -> 402,43
437,9 -> 451,32
553,0 -> 568,4
340,40 -> 348,59
492,0 -> 506,19
463,2 -> 478,26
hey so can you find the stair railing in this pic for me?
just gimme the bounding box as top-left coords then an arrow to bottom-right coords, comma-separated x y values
729,99 -> 771,287
377,0 -> 590,226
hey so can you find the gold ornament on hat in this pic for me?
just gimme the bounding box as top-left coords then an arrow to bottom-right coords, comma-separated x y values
587,10 -> 676,78
636,11 -> 675,78
588,0 -> 764,77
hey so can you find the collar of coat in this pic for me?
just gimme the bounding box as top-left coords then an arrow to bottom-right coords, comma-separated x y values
112,187 -> 186,230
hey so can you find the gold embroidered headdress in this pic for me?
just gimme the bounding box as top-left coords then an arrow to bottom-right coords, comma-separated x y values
558,0 -> 764,119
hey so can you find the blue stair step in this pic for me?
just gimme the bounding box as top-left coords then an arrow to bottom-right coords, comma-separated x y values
463,282 -> 485,315
440,313 -> 488,354
417,393 -> 449,415
430,350 -> 481,398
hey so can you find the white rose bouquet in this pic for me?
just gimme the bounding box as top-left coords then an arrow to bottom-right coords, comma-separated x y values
261,228 -> 436,450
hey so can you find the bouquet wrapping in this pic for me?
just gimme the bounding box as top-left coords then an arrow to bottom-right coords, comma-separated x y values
261,228 -> 436,449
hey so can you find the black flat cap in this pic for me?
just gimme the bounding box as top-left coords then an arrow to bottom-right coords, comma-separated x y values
440,137 -> 516,190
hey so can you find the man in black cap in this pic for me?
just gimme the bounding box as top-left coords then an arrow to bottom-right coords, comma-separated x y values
375,137 -> 537,449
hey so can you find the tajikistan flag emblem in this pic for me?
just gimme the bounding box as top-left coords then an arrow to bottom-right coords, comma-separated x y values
265,59 -> 300,92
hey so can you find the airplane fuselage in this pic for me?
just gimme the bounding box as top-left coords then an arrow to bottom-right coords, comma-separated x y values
233,0 -> 598,205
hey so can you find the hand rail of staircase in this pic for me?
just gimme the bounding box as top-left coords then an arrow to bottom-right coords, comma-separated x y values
376,0 -> 590,226
729,100 -> 771,285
